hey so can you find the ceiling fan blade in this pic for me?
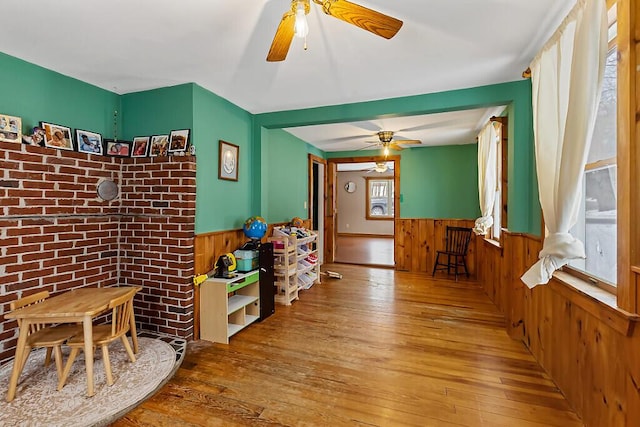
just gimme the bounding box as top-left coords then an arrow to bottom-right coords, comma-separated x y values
389,143 -> 404,151
321,0 -> 403,39
267,12 -> 295,62
394,139 -> 422,145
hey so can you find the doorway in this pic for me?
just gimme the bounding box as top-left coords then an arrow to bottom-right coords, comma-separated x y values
308,154 -> 326,263
325,155 -> 400,268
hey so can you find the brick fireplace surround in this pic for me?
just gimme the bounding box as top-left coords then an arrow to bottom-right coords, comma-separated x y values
0,142 -> 196,365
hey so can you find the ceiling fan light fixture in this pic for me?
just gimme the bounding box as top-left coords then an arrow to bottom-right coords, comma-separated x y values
374,162 -> 388,173
294,1 -> 309,39
383,145 -> 390,157
378,131 -> 394,143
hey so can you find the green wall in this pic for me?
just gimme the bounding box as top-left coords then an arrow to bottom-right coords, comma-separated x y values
121,83 -> 254,233
400,145 -> 479,218
0,50 -> 541,236
0,52 -> 120,139
262,129 -> 323,223
121,84 -> 193,139
328,145 -> 480,219
253,80 -> 539,234
192,84 -> 253,232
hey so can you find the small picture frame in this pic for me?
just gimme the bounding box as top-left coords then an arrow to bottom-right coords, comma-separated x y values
149,135 -> 169,157
41,122 -> 74,151
168,129 -> 190,154
218,140 -> 239,181
0,114 -> 21,143
104,140 -> 131,157
131,136 -> 150,157
76,129 -> 103,155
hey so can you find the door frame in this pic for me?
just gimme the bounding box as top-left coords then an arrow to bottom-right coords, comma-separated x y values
308,154 -> 326,262
325,155 -> 400,266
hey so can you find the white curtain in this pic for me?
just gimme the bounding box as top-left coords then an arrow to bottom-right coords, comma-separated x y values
474,122 -> 498,235
521,0 -> 608,288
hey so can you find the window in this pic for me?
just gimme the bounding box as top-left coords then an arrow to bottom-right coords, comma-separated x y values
569,20 -> 617,289
366,177 -> 394,220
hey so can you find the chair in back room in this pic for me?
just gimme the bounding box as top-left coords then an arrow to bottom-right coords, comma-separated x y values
431,226 -> 473,281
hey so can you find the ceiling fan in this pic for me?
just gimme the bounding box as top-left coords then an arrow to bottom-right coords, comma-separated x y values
366,161 -> 391,173
267,0 -> 403,62
363,130 -> 421,156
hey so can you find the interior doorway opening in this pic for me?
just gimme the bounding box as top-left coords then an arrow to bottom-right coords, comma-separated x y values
326,155 -> 400,268
308,154 -> 326,264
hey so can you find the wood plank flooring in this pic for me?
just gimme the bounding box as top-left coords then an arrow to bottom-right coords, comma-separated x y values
114,264 -> 582,427
335,235 -> 395,267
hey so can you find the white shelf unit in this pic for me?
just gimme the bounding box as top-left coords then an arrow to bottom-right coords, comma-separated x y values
294,232 -> 321,290
272,226 -> 321,293
268,234 -> 299,305
199,270 -> 260,344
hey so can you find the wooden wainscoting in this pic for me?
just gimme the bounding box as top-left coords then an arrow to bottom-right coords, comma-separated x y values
194,220 -> 311,275
477,231 -> 640,427
395,218 -> 477,276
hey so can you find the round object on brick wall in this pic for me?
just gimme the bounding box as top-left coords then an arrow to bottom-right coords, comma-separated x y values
97,179 -> 118,201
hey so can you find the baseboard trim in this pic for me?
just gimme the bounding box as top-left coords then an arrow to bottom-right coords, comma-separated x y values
337,233 -> 394,238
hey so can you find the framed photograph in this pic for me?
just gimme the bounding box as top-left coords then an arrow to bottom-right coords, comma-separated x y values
149,134 -> 169,157
131,136 -> 150,157
76,129 -> 103,155
0,114 -> 21,143
218,140 -> 239,181
168,129 -> 190,154
104,140 -> 131,157
41,122 -> 74,151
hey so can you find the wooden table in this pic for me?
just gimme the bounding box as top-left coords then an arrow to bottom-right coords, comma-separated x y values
5,286 -> 140,402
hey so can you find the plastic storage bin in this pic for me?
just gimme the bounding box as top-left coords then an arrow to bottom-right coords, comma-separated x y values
234,249 -> 259,272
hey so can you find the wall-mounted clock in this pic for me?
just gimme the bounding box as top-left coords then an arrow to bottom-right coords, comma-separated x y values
344,181 -> 356,193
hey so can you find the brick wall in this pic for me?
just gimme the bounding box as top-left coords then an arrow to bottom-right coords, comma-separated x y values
119,157 -> 196,338
0,142 -> 196,365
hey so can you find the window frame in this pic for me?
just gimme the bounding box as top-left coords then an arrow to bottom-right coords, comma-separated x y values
484,117 -> 508,244
562,9 -> 618,295
365,176 -> 394,221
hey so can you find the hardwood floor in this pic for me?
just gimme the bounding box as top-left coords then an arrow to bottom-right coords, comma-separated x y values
335,235 -> 394,267
114,264 -> 582,427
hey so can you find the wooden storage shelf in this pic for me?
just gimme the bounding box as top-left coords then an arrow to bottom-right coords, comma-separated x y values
269,233 -> 299,305
271,226 -> 321,295
199,270 -> 260,344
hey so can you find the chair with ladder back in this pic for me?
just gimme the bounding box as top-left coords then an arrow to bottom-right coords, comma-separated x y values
432,226 -> 473,281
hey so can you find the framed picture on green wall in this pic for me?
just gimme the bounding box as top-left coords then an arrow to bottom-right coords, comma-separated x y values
168,129 -> 190,154
76,129 -> 103,155
41,122 -> 73,151
131,136 -> 150,157
219,140 -> 238,181
150,135 -> 169,157
0,114 -> 21,143
105,140 -> 131,157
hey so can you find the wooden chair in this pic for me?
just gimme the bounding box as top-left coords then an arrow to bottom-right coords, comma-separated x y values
10,291 -> 80,381
57,289 -> 137,390
432,226 -> 473,281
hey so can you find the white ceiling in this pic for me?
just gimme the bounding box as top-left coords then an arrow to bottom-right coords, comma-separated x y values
338,161 -> 394,172
0,0 -> 575,151
284,106 -> 507,151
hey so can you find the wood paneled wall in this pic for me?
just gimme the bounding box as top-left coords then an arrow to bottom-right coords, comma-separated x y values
395,219 -> 477,276
477,232 -> 640,426
193,220 -> 311,276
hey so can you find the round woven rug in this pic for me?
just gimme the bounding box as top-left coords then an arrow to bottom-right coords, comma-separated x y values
0,336 -> 176,427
